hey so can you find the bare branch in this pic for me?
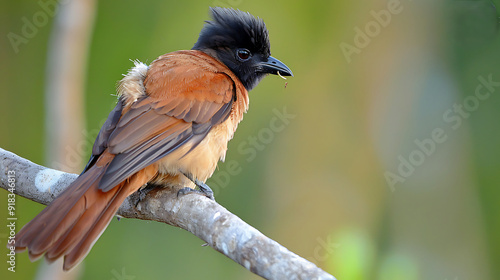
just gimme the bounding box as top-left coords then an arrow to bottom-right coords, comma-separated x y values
0,148 -> 336,280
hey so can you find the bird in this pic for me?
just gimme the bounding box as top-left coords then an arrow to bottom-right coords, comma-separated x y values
12,7 -> 292,271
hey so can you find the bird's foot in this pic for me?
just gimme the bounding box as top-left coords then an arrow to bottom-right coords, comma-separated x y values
177,187 -> 215,200
135,183 -> 156,207
179,173 -> 215,200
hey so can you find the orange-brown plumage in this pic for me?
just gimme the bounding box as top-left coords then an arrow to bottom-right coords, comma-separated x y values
13,7 -> 292,271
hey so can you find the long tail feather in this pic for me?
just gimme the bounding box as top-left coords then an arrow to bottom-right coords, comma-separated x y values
13,153 -> 156,271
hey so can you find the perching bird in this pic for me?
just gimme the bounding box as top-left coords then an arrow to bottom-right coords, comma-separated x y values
12,7 -> 292,271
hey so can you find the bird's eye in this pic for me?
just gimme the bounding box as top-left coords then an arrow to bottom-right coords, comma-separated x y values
236,49 -> 251,61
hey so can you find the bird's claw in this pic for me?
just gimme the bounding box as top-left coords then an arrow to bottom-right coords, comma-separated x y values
177,186 -> 215,200
179,172 -> 215,200
135,184 -> 156,207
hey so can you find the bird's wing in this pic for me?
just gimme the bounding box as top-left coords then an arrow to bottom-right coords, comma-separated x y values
85,51 -> 236,191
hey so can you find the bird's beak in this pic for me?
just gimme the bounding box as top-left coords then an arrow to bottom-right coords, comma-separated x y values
260,56 -> 293,77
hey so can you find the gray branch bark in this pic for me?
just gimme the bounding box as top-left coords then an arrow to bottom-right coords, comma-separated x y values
0,148 -> 336,280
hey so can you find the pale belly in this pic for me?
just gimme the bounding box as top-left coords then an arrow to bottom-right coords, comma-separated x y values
151,121 -> 233,189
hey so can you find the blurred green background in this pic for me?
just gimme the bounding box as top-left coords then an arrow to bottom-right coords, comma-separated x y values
1,0 -> 500,279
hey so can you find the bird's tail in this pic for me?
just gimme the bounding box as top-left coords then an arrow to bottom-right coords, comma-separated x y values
13,152 -> 156,271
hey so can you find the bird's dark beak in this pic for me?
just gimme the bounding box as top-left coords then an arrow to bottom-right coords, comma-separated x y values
260,56 -> 293,77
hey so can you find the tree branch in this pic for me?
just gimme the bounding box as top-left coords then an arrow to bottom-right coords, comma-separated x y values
0,148 -> 336,280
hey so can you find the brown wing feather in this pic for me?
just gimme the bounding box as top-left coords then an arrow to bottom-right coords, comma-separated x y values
96,51 -> 237,191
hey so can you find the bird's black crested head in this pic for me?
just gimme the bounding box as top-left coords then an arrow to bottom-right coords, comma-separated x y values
194,7 -> 270,58
193,7 -> 292,91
